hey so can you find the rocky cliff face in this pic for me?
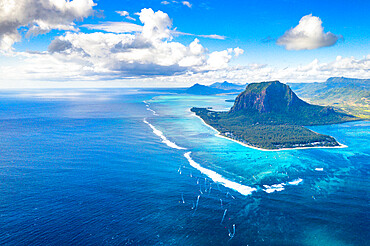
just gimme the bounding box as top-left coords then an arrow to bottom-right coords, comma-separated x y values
230,81 -> 309,113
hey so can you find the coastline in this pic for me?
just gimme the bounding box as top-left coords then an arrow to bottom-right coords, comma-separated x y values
190,110 -> 347,152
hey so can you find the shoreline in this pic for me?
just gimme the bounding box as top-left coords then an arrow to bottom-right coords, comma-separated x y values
190,110 -> 347,152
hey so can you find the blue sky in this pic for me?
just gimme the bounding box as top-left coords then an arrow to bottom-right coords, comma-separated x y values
99,0 -> 370,65
0,0 -> 369,87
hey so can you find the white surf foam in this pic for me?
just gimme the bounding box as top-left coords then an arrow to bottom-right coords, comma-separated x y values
288,178 -> 303,185
315,168 -> 324,171
263,183 -> 285,193
184,152 -> 256,196
143,119 -> 186,150
263,178 -> 303,193
143,101 -> 158,116
146,107 -> 159,116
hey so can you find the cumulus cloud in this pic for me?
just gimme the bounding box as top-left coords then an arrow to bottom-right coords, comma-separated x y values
203,55 -> 370,83
1,52 -> 369,87
38,8 -> 242,79
127,55 -> 368,88
233,47 -> 244,56
0,0 -> 96,51
277,14 -> 339,50
139,8 -> 172,40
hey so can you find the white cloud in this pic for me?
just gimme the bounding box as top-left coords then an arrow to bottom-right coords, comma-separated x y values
139,8 -> 173,41
173,31 -> 226,40
0,0 -> 96,51
233,47 -> 244,57
0,53 -> 369,87
200,55 -> 370,83
116,10 -> 129,16
125,55 -> 370,86
277,14 -> 339,50
172,30 -> 226,40
199,34 -> 225,40
116,10 -> 136,21
126,16 -> 137,21
182,1 -> 192,8
207,50 -> 233,70
84,14 -> 226,40
12,8 -> 238,81
161,0 -> 192,8
82,22 -> 142,33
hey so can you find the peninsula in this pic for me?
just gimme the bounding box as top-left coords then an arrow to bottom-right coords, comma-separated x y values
191,81 -> 358,150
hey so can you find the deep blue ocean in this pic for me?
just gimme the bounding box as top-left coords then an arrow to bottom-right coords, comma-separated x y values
0,88 -> 369,245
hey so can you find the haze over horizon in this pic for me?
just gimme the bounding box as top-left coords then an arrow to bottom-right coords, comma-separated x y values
0,0 -> 369,88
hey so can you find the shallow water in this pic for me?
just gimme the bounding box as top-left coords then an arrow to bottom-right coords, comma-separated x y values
0,89 -> 368,245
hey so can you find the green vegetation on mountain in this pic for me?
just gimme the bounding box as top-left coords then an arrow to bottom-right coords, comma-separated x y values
289,77 -> 370,118
191,81 -> 358,150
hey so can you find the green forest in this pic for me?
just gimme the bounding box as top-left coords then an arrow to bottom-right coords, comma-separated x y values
191,107 -> 356,149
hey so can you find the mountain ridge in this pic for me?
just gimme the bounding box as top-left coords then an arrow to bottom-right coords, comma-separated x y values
209,81 -> 246,91
185,83 -> 226,95
185,81 -> 245,95
289,77 -> 369,118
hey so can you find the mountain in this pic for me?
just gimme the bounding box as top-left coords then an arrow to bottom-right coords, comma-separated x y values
289,77 -> 370,118
185,83 -> 227,95
209,81 -> 246,91
191,81 -> 357,150
185,82 -> 245,95
229,81 -> 355,125
230,81 -> 308,113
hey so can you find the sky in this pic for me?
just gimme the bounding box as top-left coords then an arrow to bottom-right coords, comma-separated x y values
0,0 -> 369,88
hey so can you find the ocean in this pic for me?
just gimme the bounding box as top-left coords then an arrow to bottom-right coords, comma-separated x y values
0,88 -> 369,245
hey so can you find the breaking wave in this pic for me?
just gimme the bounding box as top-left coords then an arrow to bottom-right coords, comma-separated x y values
263,178 -> 303,193
143,119 -> 186,150
184,152 -> 256,196
144,101 -> 159,116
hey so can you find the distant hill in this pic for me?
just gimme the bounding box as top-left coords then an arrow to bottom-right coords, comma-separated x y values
289,77 -> 370,118
209,81 -> 246,91
326,77 -> 369,86
185,83 -> 226,95
185,82 -> 245,95
192,81 -> 357,150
